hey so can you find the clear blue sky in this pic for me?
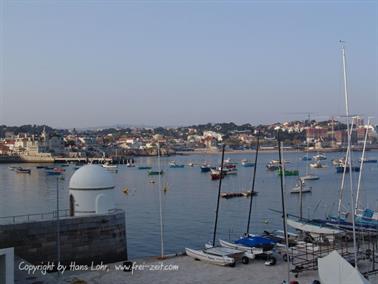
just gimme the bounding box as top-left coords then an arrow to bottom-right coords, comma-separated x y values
1,1 -> 377,128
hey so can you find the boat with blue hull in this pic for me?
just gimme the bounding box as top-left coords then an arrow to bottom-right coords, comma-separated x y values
241,160 -> 255,167
169,161 -> 185,168
200,165 -> 212,172
336,165 -> 360,173
234,234 -> 277,251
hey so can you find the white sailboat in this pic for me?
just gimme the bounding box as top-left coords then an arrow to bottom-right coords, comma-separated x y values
287,44 -> 357,255
286,218 -> 342,237
218,239 -> 264,257
186,145 -> 252,266
185,247 -> 240,266
291,179 -> 312,194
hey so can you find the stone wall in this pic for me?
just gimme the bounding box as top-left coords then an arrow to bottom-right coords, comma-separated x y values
0,210 -> 127,265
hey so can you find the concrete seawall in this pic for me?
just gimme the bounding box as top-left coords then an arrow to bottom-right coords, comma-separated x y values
0,210 -> 127,265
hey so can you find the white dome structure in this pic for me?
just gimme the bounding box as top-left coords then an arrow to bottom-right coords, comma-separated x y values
69,165 -> 115,216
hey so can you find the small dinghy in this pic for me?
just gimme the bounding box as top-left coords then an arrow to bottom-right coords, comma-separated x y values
291,179 -> 312,194
185,247 -> 236,266
300,174 -> 319,180
16,167 -> 31,174
185,246 -> 251,266
219,239 -> 263,256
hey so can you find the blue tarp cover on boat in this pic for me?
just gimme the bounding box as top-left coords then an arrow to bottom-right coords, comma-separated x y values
235,235 -> 276,247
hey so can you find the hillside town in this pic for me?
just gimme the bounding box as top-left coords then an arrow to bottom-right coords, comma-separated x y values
0,117 -> 377,162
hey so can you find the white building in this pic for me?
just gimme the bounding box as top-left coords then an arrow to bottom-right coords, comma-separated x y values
69,165 -> 116,216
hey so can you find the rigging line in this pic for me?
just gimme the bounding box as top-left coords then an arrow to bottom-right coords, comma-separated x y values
355,118 -> 371,215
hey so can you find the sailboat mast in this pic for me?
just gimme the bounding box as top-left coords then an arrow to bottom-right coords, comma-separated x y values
246,132 -> 260,234
305,113 -> 310,176
338,119 -> 354,216
157,143 -> 164,258
355,118 -> 370,215
278,135 -> 290,283
340,42 -> 357,268
212,144 -> 225,247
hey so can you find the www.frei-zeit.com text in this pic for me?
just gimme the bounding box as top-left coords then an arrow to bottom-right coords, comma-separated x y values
18,261 -> 180,275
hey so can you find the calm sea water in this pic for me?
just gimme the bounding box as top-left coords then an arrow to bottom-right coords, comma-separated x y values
1,151 -> 378,259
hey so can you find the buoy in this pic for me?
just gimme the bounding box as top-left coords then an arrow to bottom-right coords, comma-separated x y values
163,183 -> 168,193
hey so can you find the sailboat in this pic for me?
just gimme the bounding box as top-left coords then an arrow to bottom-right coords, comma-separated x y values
219,134 -> 278,263
186,145 -> 254,266
291,179 -> 312,194
287,45 -> 358,267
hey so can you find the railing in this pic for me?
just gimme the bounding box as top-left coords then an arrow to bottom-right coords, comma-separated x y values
0,209 -> 70,225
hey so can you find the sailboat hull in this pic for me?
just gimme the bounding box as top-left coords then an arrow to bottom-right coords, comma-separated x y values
185,248 -> 235,266
287,218 -> 342,236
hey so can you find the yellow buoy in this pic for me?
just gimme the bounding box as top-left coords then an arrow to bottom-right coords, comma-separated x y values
163,183 -> 168,193
123,187 -> 128,194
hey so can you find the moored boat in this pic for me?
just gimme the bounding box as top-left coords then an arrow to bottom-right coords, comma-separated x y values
277,169 -> 299,176
138,166 -> 152,170
16,168 -> 31,174
102,163 -> 118,169
46,167 -> 65,175
200,165 -> 212,172
210,169 -> 225,180
291,180 -> 312,194
313,153 -> 327,160
359,158 -> 377,164
266,162 -> 279,171
221,191 -> 257,199
336,165 -> 360,173
300,174 -> 320,181
310,161 -> 326,169
148,170 -> 164,176
169,161 -> 185,168
241,160 -> 255,167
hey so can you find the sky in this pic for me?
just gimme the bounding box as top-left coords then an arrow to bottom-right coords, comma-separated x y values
1,0 -> 377,128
